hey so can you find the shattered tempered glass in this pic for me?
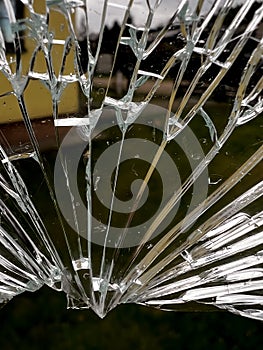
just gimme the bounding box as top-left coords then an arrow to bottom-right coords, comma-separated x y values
0,0 -> 262,320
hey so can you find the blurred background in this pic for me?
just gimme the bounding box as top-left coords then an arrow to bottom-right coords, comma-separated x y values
0,286 -> 262,350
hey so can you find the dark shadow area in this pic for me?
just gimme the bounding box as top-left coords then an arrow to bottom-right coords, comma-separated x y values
0,286 -> 262,350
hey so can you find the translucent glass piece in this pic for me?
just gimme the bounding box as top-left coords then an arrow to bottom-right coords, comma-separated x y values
0,0 -> 262,321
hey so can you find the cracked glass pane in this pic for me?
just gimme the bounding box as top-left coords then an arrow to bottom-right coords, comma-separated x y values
0,0 -> 262,320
